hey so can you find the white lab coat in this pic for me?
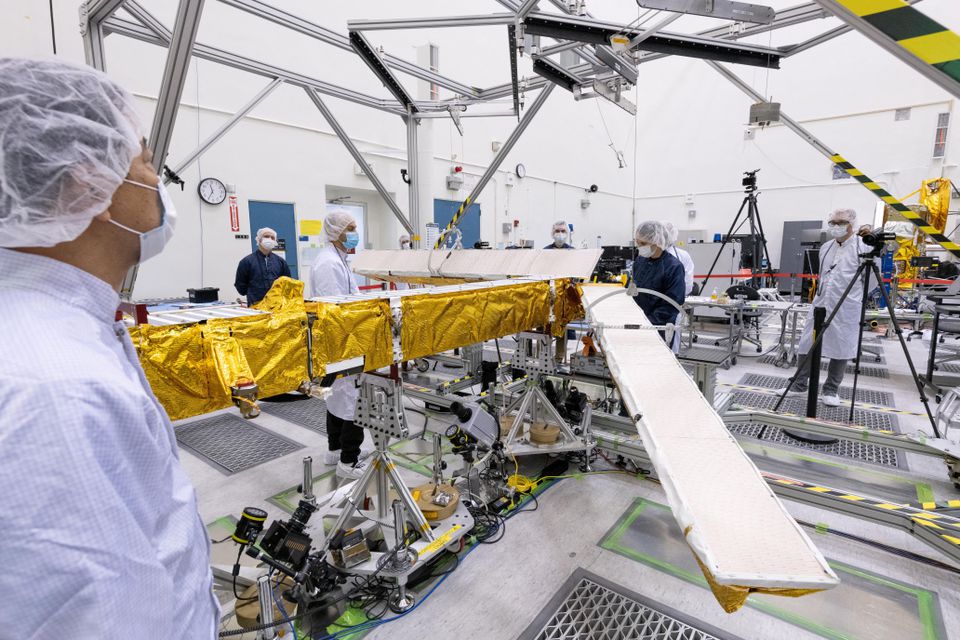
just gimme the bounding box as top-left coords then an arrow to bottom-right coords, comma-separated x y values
670,246 -> 695,295
310,244 -> 361,420
798,236 -> 874,360
0,249 -> 220,639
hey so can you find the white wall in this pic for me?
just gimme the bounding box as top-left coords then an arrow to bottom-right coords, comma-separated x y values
2,0 -> 960,298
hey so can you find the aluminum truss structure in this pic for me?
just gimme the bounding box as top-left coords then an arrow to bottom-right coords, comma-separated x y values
81,0 -> 936,296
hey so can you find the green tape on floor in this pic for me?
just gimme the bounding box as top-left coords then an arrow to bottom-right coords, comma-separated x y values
599,498 -> 946,640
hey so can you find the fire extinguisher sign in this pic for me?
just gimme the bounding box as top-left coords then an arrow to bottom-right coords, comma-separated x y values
229,195 -> 240,232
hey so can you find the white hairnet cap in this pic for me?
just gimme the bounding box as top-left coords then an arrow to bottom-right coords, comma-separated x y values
828,208 -> 857,225
635,220 -> 669,250
552,220 -> 568,233
256,227 -> 276,243
324,209 -> 355,241
663,222 -> 679,246
0,58 -> 143,248
399,233 -> 410,245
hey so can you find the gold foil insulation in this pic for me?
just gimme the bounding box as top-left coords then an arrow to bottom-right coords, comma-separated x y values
134,278 -> 581,422
310,299 -> 394,374
685,528 -> 822,613
400,281 -> 551,360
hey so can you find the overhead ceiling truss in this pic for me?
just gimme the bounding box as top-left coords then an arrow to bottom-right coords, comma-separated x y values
84,0 -> 950,292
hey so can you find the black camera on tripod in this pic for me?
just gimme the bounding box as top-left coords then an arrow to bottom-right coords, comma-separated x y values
742,169 -> 759,192
859,228 -> 898,257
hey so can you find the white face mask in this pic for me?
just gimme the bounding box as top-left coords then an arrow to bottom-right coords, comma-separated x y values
400,241 -> 411,250
637,245 -> 653,258
553,232 -> 568,246
828,225 -> 849,238
260,238 -> 278,251
109,178 -> 177,263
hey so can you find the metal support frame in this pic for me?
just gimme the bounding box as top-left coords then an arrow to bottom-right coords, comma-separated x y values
708,59 -> 960,260
149,0 -> 206,168
169,77 -> 282,179
349,31 -> 418,112
347,14 -> 517,31
104,17 -> 405,113
305,88 -> 414,235
220,0 -> 479,98
812,0 -> 960,98
436,83 -> 555,244
81,0 -> 127,69
405,115 -> 420,243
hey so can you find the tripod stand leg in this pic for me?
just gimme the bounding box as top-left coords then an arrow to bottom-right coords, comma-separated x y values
699,198 -> 748,294
870,263 -> 941,437
748,195 -> 775,286
847,263 -> 873,423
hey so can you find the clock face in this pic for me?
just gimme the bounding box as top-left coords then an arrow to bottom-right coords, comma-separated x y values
198,177 -> 227,205
515,163 -> 526,179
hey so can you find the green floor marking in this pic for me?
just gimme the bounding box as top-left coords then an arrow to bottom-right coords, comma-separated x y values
268,468 -> 338,514
740,441 -> 936,503
599,498 -> 944,640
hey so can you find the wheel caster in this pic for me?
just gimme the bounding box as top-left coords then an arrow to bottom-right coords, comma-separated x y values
936,394 -> 943,403
731,357 -> 738,366
714,341 -> 721,346
756,347 -> 762,353
875,357 -> 881,363
692,335 -> 698,343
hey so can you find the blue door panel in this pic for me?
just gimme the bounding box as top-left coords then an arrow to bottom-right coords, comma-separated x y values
434,199 -> 480,248
248,201 -> 298,279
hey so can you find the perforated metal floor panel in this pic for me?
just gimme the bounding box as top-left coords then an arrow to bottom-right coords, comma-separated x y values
678,346 -> 730,365
175,413 -> 304,475
727,422 -> 901,467
730,391 -> 898,430
758,355 -> 890,377
738,374 -> 894,406
259,397 -> 327,434
517,569 -> 736,640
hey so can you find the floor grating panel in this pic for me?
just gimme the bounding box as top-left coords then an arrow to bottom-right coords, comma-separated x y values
738,373 -> 894,406
259,396 -> 327,435
175,413 -> 304,475
729,391 -> 898,430
758,355 -> 889,377
726,422 -> 900,467
678,346 -> 730,364
518,569 -> 735,640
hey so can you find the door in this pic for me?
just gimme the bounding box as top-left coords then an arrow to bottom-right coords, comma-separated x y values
779,220 -> 821,294
434,199 -> 480,248
248,201 -> 298,279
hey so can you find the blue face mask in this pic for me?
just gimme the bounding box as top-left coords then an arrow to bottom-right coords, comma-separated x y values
342,231 -> 359,250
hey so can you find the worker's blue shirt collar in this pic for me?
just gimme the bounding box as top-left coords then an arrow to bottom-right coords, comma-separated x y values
0,248 -> 120,324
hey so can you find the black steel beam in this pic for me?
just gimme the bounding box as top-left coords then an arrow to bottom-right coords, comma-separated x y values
349,31 -> 417,112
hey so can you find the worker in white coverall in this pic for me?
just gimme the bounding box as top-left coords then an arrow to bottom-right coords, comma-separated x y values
787,208 -> 873,407
310,210 -> 366,479
664,222 -> 696,296
0,59 -> 219,638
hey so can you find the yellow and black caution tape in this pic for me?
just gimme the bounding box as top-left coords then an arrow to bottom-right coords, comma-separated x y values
721,382 -> 927,417
831,153 -> 960,258
763,472 -> 960,548
827,0 -> 960,92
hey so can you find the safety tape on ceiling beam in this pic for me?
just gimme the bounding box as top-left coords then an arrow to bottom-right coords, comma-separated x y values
830,153 -> 960,259
833,0 -> 960,83
722,383 -> 928,417
763,472 -> 960,549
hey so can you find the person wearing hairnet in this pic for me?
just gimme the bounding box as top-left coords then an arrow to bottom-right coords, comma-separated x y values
0,59 -> 219,638
234,226 -> 292,306
664,222 -> 695,296
787,208 -> 873,407
544,220 -> 574,249
632,221 -> 687,353
310,210 -> 366,479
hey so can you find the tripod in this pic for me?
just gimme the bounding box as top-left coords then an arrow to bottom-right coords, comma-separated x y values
773,247 -> 940,438
699,172 -> 775,295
